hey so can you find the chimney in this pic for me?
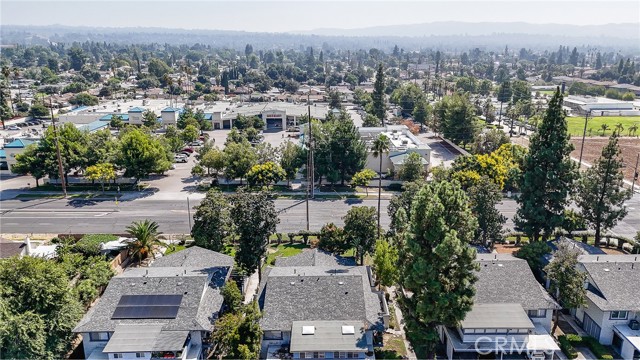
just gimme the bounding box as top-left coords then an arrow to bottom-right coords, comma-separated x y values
24,236 -> 32,256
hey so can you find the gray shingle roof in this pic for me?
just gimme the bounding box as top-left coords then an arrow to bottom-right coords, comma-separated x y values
579,255 -> 640,311
259,266 -> 384,332
74,265 -> 230,333
275,249 -> 356,267
289,320 -> 370,353
462,304 -> 534,329
475,254 -> 559,310
151,246 -> 234,269
101,325 -> 189,352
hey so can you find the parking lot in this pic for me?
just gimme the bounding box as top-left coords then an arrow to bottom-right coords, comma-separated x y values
1,119 -> 49,145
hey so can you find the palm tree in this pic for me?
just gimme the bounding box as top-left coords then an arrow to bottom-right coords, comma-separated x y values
614,123 -> 624,136
628,123 -> 638,137
125,219 -> 163,264
371,134 -> 391,239
600,123 -> 610,136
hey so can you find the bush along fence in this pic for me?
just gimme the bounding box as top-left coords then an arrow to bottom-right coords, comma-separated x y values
500,231 -> 640,254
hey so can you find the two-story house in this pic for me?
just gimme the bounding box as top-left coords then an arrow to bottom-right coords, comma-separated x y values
575,255 -> 640,360
440,254 -> 561,360
258,249 -> 389,360
73,247 -> 234,360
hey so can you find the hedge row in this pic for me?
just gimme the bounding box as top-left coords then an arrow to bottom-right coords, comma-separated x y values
562,334 -> 614,360
558,335 -> 578,359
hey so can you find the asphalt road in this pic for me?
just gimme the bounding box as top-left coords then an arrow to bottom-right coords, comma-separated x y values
1,193 -> 638,239
0,196 -> 392,234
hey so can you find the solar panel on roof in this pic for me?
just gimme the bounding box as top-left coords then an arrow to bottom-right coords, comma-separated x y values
111,294 -> 183,319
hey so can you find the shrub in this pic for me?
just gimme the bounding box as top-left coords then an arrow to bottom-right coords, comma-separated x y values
582,336 -> 614,359
75,279 -> 98,306
558,335 -> 578,359
73,234 -> 118,256
565,334 -> 583,344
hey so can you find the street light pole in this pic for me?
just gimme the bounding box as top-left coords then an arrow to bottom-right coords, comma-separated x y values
578,110 -> 591,168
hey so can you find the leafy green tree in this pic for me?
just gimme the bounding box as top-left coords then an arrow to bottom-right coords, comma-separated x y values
85,163 -> 116,192
343,206 -> 377,265
230,189 -> 279,282
191,190 -> 231,252
328,89 -> 342,109
142,110 -> 158,129
412,98 -> 431,131
69,92 -> 99,106
86,128 -> 118,166
574,132 -> 631,246
318,223 -> 349,254
373,238 -> 399,288
351,168 -> 376,195
279,141 -> 305,186
11,144 -> 47,187
390,82 -> 424,115
399,152 -> 425,182
328,113 -> 367,185
468,176 -> 506,248
221,280 -> 243,314
181,124 -> 200,143
125,219 -> 163,263
435,92 -> 479,146
224,140 -> 258,184
372,134 -> 391,237
400,180 -> 478,357
199,147 -> 226,176
109,114 -> 124,129
117,128 -> 171,180
362,113 -> 381,127
246,161 -> 286,187
515,241 -> 551,272
544,243 -> 587,334
162,125 -> 184,152
67,46 -> 87,71
514,89 -> 576,241
0,256 -> 84,359
39,122 -> 88,181
147,58 -> 172,78
472,128 -> 509,154
371,63 -> 386,121
211,301 -> 263,360
28,102 -> 49,118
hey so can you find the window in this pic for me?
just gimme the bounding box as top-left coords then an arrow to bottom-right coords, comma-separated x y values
136,353 -> 145,358
112,354 -> 123,359
264,331 -> 282,340
89,332 -> 110,341
610,311 -> 628,320
316,352 -> 325,359
528,309 -> 547,318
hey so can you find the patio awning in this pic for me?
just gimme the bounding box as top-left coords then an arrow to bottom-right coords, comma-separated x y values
102,325 -> 189,353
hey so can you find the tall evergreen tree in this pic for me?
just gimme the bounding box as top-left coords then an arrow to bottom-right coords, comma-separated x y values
191,189 -> 232,252
400,180 -> 478,357
574,132 -> 631,246
514,89 -> 576,241
328,112 -> 367,185
595,52 -> 602,70
435,92 -> 479,146
372,63 -> 386,121
468,176 -> 506,248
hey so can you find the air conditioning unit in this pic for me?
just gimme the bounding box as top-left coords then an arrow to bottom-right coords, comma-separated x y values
630,319 -> 640,330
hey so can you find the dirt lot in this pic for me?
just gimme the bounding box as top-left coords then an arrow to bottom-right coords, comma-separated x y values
571,137 -> 640,182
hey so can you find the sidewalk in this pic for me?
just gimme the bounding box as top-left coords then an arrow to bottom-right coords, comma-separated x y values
387,286 -> 417,360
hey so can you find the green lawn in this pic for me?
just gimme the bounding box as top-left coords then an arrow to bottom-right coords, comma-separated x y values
566,116 -> 640,136
265,243 -> 310,265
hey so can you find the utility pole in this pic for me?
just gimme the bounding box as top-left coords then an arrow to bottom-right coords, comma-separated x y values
49,98 -> 67,198
578,110 -> 591,168
305,94 -> 313,231
632,153 -> 639,193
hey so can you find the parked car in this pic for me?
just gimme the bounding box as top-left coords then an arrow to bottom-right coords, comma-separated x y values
180,148 -> 194,154
178,151 -> 191,158
174,155 -> 188,163
189,140 -> 203,147
7,125 -> 20,131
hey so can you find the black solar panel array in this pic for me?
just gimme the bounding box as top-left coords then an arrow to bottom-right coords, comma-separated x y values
111,294 -> 183,319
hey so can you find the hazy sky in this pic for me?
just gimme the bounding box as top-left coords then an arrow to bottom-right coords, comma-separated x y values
2,1 -> 639,32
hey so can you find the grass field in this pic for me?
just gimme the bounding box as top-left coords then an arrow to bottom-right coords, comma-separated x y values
265,243 -> 309,265
566,116 -> 640,136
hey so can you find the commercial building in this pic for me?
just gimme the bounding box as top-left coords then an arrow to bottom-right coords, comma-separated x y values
564,96 -> 640,116
205,102 -> 330,131
3,138 -> 37,173
358,125 -> 431,175
73,247 -> 234,360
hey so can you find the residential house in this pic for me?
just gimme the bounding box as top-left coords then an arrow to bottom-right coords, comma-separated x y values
440,254 -> 561,360
258,250 -> 389,360
574,255 -> 640,360
73,247 -> 234,360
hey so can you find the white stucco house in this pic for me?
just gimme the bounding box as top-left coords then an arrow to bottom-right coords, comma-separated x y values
574,255 -> 640,360
358,125 -> 431,176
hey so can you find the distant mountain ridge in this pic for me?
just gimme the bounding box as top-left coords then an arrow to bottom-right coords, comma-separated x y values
297,21 -> 639,39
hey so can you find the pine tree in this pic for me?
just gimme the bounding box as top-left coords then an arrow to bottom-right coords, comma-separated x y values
400,180 -> 478,357
575,132 -> 631,246
595,52 -> 602,70
372,63 -> 386,121
514,89 -> 576,241
468,176 -> 506,248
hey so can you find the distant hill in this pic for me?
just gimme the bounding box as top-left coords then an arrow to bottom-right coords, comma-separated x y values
1,24 -> 638,51
298,21 -> 639,39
